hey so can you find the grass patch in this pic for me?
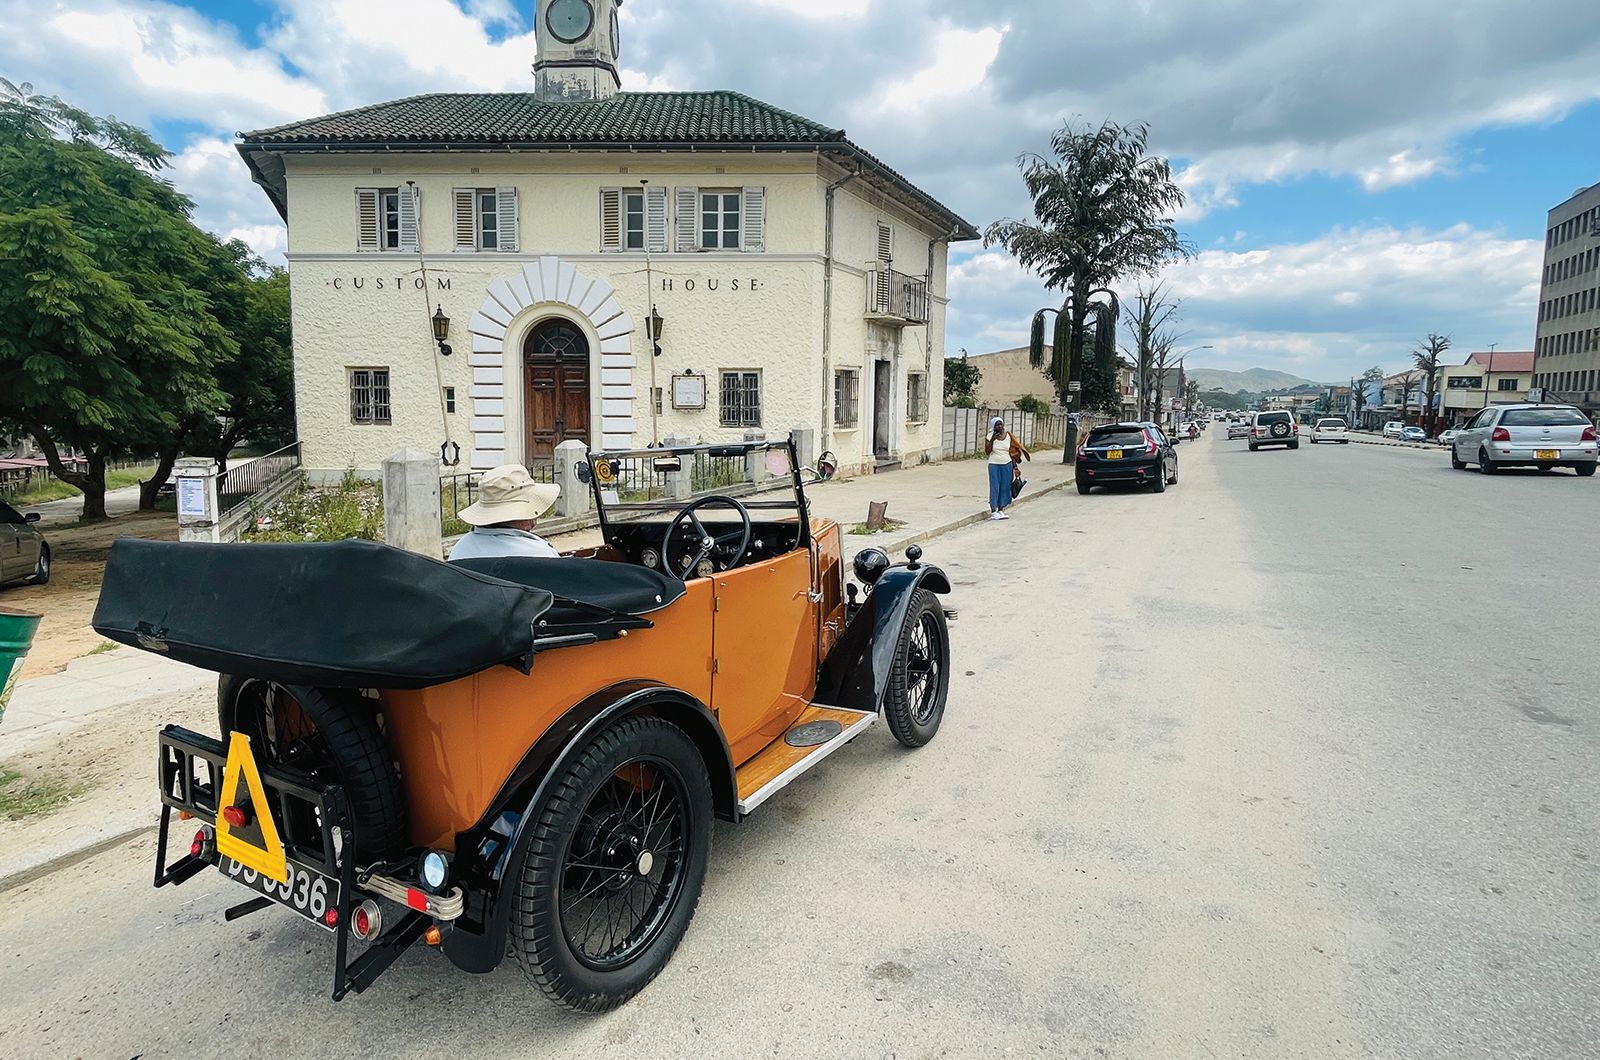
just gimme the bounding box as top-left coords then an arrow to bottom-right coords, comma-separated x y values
848,518 -> 908,536
84,641 -> 117,657
6,465 -> 158,507
243,469 -> 383,543
0,763 -> 91,821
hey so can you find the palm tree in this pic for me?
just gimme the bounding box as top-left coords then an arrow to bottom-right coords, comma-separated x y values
986,119 -> 1191,460
1410,334 -> 1452,436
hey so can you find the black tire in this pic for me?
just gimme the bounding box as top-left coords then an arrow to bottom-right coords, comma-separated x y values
1577,463 -> 1597,477
883,589 -> 950,748
1478,448 -> 1496,475
1289,441 -> 1300,450
217,677 -> 407,860
1451,449 -> 1467,470
1167,464 -> 1178,485
510,715 -> 712,1012
1151,470 -> 1166,493
29,544 -> 49,585
1076,479 -> 1092,495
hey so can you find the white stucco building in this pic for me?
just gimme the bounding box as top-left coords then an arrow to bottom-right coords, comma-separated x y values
237,0 -> 976,479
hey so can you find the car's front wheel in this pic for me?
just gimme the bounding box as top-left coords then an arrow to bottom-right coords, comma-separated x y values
1451,449 -> 1467,470
510,715 -> 712,1012
883,589 -> 949,748
29,544 -> 49,585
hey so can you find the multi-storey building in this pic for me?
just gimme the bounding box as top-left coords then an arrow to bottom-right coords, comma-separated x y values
1433,351 -> 1534,428
1531,181 -> 1600,415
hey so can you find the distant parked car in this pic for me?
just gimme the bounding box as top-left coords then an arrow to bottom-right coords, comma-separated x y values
1400,426 -> 1427,442
1310,419 -> 1349,444
1227,422 -> 1250,440
1383,421 -> 1404,439
1450,404 -> 1598,475
1076,422 -> 1179,494
1249,410 -> 1299,451
0,500 -> 50,586
1438,428 -> 1461,448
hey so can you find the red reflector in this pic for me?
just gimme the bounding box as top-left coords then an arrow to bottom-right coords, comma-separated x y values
324,908 -> 339,927
406,888 -> 429,912
222,805 -> 248,828
190,829 -> 207,856
355,906 -> 370,936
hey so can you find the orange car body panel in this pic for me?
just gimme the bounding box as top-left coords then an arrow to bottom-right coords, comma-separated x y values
378,518 -> 845,852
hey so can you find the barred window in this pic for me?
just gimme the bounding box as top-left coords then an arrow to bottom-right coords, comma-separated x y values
720,370 -> 761,428
907,372 -> 929,422
834,369 -> 860,427
350,368 -> 392,425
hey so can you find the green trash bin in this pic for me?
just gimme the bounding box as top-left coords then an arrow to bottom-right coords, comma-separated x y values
0,606 -> 43,727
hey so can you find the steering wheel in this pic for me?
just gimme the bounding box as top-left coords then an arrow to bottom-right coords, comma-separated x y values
662,495 -> 753,581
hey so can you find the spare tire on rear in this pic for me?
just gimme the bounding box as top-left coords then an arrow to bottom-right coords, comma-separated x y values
217,676 -> 408,861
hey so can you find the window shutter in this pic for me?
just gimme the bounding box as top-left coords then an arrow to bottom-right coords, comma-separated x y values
496,186 -> 518,252
356,189 -> 379,251
876,222 -> 894,268
453,189 -> 477,251
398,185 -> 420,254
741,186 -> 765,253
675,186 -> 699,252
646,185 -> 669,254
599,188 -> 622,251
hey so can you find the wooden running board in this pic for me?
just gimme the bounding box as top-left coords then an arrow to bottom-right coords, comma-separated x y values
735,705 -> 877,816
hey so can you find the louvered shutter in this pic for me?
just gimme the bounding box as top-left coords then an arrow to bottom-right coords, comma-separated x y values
876,222 -> 893,267
599,188 -> 622,250
870,222 -> 893,313
675,186 -> 699,252
398,185 -> 420,253
453,189 -> 477,251
646,185 -> 669,254
356,188 -> 380,251
741,186 -> 765,253
496,186 -> 518,252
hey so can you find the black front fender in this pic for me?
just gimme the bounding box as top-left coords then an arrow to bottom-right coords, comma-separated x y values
813,564 -> 950,714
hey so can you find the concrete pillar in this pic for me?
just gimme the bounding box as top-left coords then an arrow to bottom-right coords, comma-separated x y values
662,434 -> 694,500
553,440 -> 590,518
790,426 -> 815,473
743,428 -> 768,484
174,457 -> 220,543
382,447 -> 442,557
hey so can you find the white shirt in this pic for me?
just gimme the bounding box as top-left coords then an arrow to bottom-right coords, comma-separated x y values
448,526 -> 560,561
988,433 -> 1016,464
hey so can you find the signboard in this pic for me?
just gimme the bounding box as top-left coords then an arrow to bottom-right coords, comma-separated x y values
176,476 -> 208,517
671,373 -> 707,410
1067,381 -> 1082,392
1529,387 -> 1545,403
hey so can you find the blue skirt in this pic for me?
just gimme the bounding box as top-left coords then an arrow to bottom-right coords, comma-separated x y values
988,462 -> 1014,510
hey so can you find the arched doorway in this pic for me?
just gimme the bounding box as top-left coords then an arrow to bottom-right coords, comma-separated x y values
524,319 -> 590,462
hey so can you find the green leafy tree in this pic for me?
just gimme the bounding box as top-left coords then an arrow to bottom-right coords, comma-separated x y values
0,81 -> 238,518
944,350 -> 982,408
986,119 -> 1191,456
1014,394 -> 1050,415
1410,333 -> 1451,436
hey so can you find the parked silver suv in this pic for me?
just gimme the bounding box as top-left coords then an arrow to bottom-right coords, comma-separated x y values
1450,404 -> 1598,476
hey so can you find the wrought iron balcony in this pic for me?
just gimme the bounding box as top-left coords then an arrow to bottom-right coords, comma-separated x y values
866,268 -> 929,325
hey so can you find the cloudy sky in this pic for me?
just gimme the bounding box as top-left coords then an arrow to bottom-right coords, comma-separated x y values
6,0 -> 1600,382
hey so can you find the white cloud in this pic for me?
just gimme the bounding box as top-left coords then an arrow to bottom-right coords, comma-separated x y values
747,0 -> 866,18
167,137 -> 287,262
880,25 -> 1003,112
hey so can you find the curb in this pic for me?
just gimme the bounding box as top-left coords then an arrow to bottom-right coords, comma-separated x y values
1345,436 -> 1441,451
0,822 -> 158,894
864,475 -> 1073,557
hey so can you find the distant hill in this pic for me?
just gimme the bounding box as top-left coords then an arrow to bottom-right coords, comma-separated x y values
1187,367 -> 1331,394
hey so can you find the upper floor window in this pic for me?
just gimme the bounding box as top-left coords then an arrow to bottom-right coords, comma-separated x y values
1446,376 -> 1482,389
453,187 -> 519,252
674,186 -> 765,253
600,185 -> 666,252
1497,377 -> 1521,392
356,187 -> 417,252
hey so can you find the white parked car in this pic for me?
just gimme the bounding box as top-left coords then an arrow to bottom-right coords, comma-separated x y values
1310,419 -> 1349,444
1382,421 -> 1404,439
1438,428 -> 1461,447
1450,404 -> 1598,476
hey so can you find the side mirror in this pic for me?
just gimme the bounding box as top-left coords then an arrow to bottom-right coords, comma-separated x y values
25,512 -> 40,523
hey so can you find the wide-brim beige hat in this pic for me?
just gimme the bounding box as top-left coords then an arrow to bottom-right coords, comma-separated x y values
459,465 -> 561,526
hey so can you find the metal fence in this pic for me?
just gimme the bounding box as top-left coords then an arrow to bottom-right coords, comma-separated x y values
943,407 -> 1102,458
442,461 -> 556,528
218,443 -> 302,515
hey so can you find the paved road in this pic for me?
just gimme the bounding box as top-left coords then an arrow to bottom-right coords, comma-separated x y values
1,436 -> 1594,1058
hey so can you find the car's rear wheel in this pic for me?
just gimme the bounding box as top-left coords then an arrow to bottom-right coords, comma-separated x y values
1076,479 -> 1091,495
1289,441 -> 1300,450
883,589 -> 949,748
217,677 -> 407,861
1151,470 -> 1166,493
510,715 -> 712,1012
1478,448 -> 1497,474
29,545 -> 49,585
1577,463 -> 1597,477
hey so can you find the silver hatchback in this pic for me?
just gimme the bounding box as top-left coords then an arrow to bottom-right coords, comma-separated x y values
0,500 -> 50,586
1451,404 -> 1598,476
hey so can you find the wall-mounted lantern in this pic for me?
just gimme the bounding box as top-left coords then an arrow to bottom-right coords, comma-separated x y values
432,305 -> 453,356
648,306 -> 664,356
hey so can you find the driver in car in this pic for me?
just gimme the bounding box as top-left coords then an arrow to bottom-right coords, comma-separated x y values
448,465 -> 563,561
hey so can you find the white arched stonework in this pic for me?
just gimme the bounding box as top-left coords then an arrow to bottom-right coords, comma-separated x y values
465,256 -> 635,470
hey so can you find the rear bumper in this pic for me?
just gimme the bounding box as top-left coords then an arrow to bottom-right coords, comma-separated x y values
1487,447 -> 1598,465
1250,436 -> 1296,447
1077,458 -> 1161,483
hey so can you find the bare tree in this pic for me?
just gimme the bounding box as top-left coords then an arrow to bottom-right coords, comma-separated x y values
1122,284 -> 1182,420
1410,333 -> 1452,436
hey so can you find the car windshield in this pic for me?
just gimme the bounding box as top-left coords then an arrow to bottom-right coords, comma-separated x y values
0,500 -> 24,524
1499,408 -> 1590,427
1087,429 -> 1147,448
586,442 -> 804,528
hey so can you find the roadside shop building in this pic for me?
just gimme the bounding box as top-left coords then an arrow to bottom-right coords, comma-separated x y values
237,0 -> 976,479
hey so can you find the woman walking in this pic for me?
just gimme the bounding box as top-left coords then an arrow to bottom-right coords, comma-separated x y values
985,416 -> 1018,520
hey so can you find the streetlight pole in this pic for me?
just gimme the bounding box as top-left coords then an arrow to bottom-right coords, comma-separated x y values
1483,342 -> 1497,411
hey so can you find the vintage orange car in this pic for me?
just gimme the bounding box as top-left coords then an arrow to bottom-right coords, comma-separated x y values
93,439 -> 951,1011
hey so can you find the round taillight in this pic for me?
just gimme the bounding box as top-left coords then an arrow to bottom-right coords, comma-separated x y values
351,899 -> 382,941
324,908 -> 339,927
222,805 -> 249,828
190,829 -> 208,856
355,907 -> 369,935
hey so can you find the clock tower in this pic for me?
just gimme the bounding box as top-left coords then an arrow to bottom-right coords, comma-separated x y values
534,0 -> 623,102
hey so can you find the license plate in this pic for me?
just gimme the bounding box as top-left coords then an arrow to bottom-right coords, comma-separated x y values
1537,450 -> 1559,460
221,856 -> 340,929
1107,449 -> 1124,459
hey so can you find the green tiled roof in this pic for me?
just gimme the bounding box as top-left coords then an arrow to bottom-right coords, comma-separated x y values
241,91 -> 845,145
237,91 -> 976,238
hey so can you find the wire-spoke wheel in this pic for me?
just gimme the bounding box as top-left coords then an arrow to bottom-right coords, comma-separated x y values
511,715 -> 712,1012
883,589 -> 950,748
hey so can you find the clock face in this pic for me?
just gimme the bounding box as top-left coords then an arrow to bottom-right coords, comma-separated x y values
610,8 -> 620,59
546,0 -> 594,44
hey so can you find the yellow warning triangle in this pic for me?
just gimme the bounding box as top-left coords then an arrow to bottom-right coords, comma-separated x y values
215,731 -> 289,885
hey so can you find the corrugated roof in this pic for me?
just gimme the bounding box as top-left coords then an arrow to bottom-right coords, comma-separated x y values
1466,351 -> 1535,371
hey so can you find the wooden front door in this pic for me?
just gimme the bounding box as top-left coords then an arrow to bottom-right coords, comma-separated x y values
524,321 -> 591,462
